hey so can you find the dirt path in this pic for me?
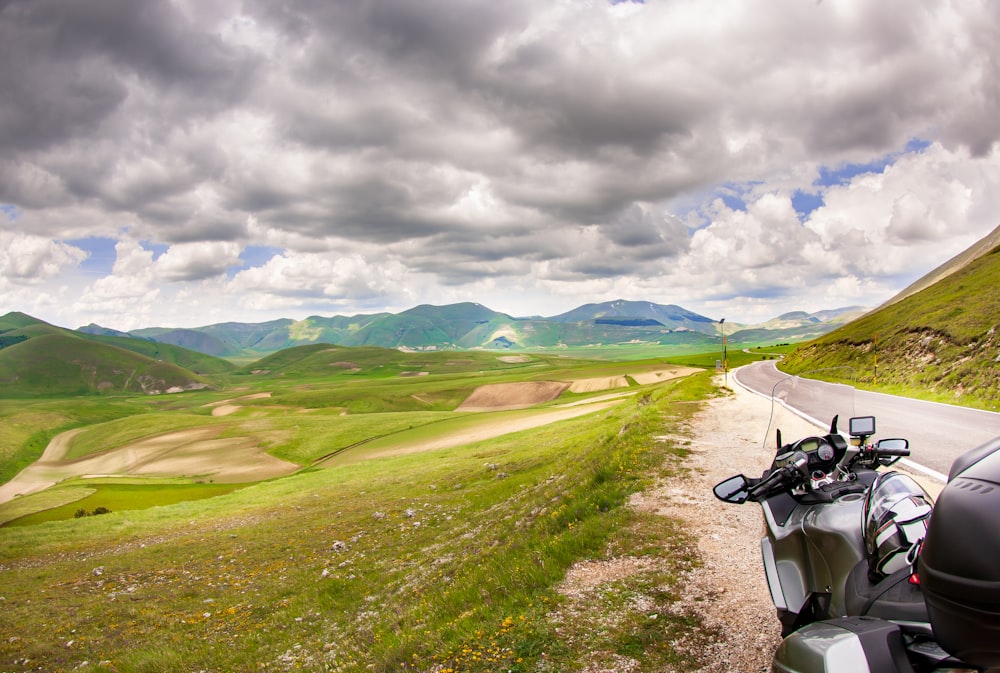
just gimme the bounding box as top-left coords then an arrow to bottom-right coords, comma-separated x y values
0,428 -> 87,504
630,380 -> 791,672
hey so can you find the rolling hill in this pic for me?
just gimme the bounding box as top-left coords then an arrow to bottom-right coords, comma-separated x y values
782,227 -> 1000,410
79,300 -> 858,357
0,312 -> 234,397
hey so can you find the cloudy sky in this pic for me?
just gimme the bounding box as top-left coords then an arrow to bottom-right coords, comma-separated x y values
1,0 -> 998,331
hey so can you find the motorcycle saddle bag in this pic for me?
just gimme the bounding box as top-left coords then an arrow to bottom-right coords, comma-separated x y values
919,436 -> 1000,669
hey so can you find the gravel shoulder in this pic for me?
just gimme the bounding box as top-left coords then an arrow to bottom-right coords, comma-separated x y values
630,379 -> 796,672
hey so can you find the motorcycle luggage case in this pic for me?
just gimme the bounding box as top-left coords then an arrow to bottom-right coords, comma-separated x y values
772,617 -> 914,673
919,436 -> 1000,669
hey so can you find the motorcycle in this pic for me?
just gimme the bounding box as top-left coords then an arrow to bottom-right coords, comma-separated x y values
713,370 -> 1000,673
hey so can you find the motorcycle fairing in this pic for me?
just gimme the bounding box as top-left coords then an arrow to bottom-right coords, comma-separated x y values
761,490 -> 868,628
772,617 -> 916,673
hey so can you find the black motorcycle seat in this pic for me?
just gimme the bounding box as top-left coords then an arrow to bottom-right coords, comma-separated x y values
845,559 -> 929,624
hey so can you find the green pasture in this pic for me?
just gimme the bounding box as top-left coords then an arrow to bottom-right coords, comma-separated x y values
3,480 -> 248,527
231,410 -> 460,465
0,372 -> 720,672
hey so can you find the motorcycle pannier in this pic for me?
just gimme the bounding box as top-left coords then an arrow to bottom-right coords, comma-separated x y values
919,437 -> 1000,669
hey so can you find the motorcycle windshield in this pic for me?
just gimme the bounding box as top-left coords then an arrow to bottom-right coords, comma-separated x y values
764,367 -> 857,453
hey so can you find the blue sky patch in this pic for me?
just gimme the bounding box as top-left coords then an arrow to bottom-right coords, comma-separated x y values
1,204 -> 19,221
66,237 -> 118,276
792,190 -> 825,220
229,245 -> 284,278
815,137 -> 930,187
240,245 -> 283,268
141,241 -> 169,260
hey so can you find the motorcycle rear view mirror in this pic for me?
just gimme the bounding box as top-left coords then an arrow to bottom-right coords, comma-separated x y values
714,475 -> 751,504
849,415 -> 875,437
875,437 -> 909,466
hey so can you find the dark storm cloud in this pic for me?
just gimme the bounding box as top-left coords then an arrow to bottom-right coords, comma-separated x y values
0,0 -> 255,154
3,0 -> 1000,330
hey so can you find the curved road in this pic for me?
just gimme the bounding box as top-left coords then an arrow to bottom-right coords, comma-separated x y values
733,361 -> 1000,480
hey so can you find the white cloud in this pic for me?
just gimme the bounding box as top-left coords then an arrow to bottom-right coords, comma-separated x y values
0,0 -> 998,328
0,233 -> 86,283
155,241 -> 242,281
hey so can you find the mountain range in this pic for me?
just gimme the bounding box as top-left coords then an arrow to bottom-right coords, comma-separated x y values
76,300 -> 865,358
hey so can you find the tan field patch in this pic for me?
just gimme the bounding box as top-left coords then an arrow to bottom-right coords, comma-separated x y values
629,367 -> 701,385
568,376 -> 630,393
0,425 -> 298,505
204,392 -> 272,417
457,381 -> 570,411
498,355 -> 532,363
364,400 -> 623,461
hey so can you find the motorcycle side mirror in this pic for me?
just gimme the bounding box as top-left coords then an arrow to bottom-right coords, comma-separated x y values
876,437 -> 908,453
713,475 -> 751,504
875,437 -> 909,466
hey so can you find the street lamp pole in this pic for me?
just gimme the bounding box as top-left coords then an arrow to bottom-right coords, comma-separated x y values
720,318 -> 728,387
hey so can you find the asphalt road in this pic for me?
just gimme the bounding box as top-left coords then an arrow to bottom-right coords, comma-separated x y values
733,361 -> 1000,480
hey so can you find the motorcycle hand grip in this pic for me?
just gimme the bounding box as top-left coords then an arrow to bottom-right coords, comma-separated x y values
877,446 -> 911,457
748,465 -> 797,500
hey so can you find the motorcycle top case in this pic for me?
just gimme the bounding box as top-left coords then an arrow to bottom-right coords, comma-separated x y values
772,617 -> 914,673
919,436 -> 1000,669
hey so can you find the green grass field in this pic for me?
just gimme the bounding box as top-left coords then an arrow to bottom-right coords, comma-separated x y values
0,358 -> 722,672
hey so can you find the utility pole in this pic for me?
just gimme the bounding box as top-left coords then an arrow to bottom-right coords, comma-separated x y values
720,318 -> 728,387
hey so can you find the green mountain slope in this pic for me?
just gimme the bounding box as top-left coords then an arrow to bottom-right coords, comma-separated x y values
782,242 -> 1000,410
0,313 -> 232,397
72,299 -> 856,357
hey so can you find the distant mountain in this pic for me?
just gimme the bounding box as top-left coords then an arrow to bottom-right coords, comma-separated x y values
728,307 -> 868,343
1,313 -> 234,397
71,299 -> 858,358
549,299 -> 718,332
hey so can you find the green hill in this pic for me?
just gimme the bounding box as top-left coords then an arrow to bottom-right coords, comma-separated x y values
0,312 -> 233,397
781,240 -> 1000,410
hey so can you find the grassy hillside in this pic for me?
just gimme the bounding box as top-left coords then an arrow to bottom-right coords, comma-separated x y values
781,243 -> 1000,410
0,372 -> 720,672
0,313 -> 233,398
0,332 -> 215,397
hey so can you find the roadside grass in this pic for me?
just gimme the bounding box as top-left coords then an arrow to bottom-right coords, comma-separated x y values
0,372 -> 719,672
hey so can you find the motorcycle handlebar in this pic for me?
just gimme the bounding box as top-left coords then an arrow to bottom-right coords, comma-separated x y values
876,446 -> 910,457
749,459 -> 807,500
